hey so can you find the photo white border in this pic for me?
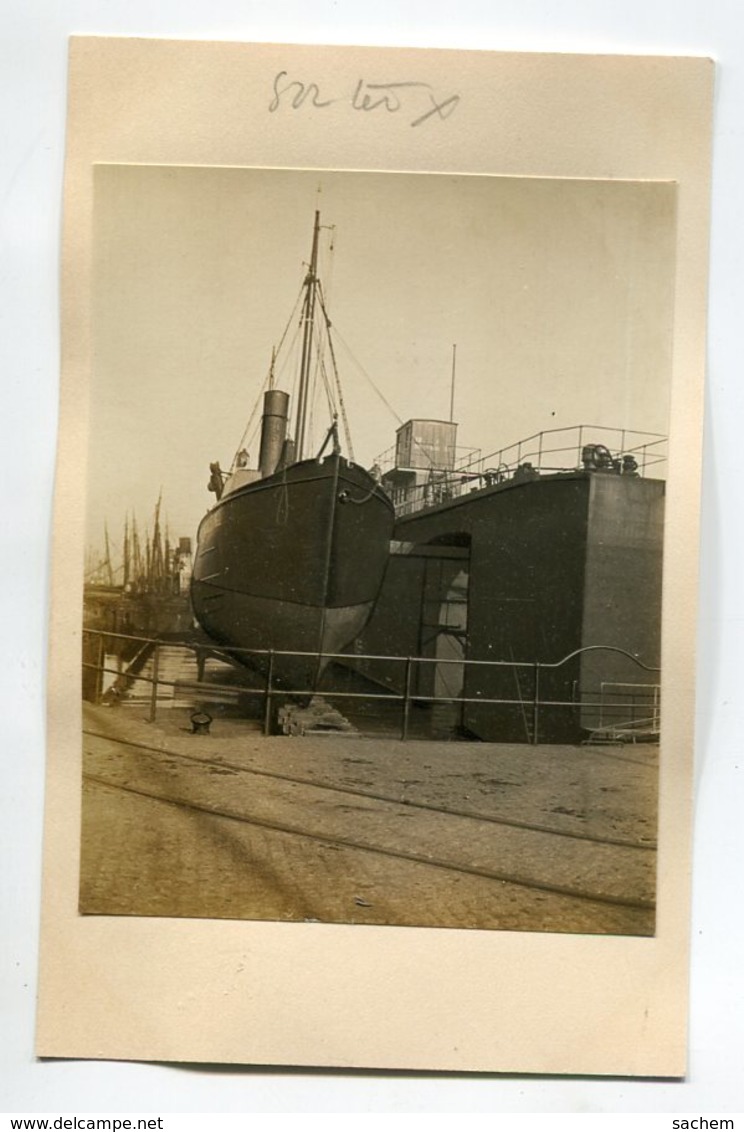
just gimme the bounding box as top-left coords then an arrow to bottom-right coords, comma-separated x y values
4,2 -> 741,1112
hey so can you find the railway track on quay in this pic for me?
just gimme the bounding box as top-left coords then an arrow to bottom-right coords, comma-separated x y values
81,722 -> 657,931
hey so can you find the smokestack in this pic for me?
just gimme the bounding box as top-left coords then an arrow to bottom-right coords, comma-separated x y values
259,389 -> 290,478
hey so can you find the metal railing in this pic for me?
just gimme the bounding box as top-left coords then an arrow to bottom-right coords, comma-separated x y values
472,424 -> 667,479
82,630 -> 660,745
598,681 -> 661,733
380,424 -> 668,518
373,442 -> 482,476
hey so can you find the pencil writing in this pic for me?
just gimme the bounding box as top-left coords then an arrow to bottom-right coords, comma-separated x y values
269,71 -> 460,128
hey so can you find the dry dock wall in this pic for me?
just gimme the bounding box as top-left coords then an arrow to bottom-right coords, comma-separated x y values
579,474 -> 664,732
347,471 -> 664,743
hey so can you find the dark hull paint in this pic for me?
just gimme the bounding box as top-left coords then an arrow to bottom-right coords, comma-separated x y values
191,454 -> 394,692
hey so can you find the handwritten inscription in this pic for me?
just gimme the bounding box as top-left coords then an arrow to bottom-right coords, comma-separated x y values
269,71 -> 460,128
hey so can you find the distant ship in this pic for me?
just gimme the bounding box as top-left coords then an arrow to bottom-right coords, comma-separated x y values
191,211 -> 395,693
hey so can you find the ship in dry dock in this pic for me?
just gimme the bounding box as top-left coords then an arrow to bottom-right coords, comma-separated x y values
190,211 -> 395,693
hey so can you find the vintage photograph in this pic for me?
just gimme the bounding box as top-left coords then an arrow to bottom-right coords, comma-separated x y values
81,164 -> 675,936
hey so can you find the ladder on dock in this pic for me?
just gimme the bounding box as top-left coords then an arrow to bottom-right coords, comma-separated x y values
118,645 -> 244,711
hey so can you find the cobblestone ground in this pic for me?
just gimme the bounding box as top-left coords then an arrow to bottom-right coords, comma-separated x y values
80,702 -> 658,936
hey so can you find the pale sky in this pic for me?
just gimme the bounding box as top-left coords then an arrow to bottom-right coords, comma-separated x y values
89,165 -> 676,554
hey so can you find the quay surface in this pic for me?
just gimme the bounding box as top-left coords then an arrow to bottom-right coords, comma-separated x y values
80,702 -> 658,936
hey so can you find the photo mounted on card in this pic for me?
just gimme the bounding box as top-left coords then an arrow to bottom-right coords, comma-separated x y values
39,37 -> 713,1074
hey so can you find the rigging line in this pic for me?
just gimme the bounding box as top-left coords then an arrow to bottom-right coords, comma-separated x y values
228,367 -> 273,474
274,313 -> 304,385
286,339 -> 302,449
276,460 -> 290,525
312,305 -> 338,429
228,280 -> 306,471
243,314 -> 306,460
509,643 -> 532,745
316,283 -> 354,460
313,307 -> 336,420
316,310 -> 445,476
306,320 -> 328,455
339,480 -> 380,505
273,278 -> 306,361
330,323 -> 403,427
330,326 -> 438,471
317,355 -> 337,425
85,559 -> 123,581
319,223 -> 336,308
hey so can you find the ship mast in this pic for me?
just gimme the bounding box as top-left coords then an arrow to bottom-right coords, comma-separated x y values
123,514 -> 130,590
294,210 -> 321,462
103,523 -> 114,587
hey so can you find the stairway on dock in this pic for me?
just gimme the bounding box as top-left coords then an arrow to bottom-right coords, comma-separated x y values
120,646 -> 256,714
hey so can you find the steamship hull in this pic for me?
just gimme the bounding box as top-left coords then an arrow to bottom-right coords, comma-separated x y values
191,453 -> 394,693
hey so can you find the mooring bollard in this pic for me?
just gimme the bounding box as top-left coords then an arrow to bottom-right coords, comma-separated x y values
190,710 -> 213,736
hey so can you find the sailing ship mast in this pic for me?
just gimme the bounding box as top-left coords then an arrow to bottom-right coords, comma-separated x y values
103,523 -> 114,587
123,515 -> 130,590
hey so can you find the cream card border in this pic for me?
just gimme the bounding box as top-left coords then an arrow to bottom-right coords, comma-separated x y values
38,37 -> 713,1074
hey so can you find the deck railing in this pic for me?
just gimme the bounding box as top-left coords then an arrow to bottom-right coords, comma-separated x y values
470,424 -> 667,479
82,630 -> 660,745
373,442 -> 482,476
379,424 -> 668,518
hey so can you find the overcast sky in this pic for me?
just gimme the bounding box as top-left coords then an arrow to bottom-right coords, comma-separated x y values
88,164 -> 676,554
